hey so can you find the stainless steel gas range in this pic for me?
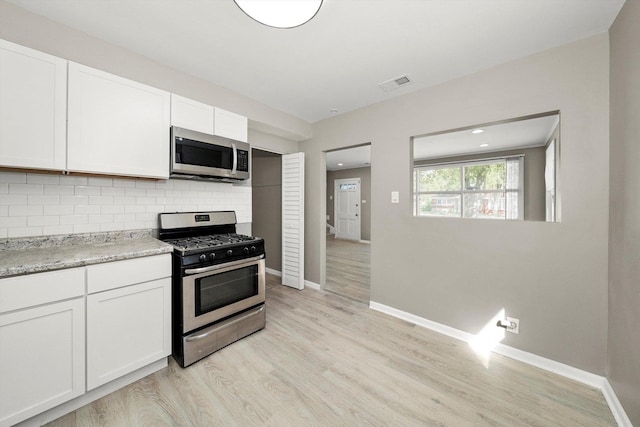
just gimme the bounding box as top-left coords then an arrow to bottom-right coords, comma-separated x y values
158,211 -> 265,367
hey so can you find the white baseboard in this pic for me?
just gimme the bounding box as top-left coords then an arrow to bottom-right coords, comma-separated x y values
265,268 -> 282,277
369,301 -> 630,425
304,280 -> 321,290
602,379 -> 634,427
359,240 -> 371,244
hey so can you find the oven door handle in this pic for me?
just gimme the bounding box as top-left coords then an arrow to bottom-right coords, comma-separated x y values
184,255 -> 264,275
185,305 -> 265,342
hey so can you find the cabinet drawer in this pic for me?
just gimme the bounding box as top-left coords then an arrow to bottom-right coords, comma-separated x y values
0,268 -> 85,314
87,254 -> 171,294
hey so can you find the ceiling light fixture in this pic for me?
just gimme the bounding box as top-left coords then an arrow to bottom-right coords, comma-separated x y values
480,144 -> 489,147
471,129 -> 484,134
233,0 -> 323,29
337,163 -> 343,166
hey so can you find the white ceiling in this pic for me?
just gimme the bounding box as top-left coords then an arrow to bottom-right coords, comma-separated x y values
6,0 -> 624,124
413,114 -> 560,160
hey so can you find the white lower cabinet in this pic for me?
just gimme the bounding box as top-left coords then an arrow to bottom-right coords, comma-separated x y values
86,277 -> 171,390
0,298 -> 85,427
0,253 -> 171,426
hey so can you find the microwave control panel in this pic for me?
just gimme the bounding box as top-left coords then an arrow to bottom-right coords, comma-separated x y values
237,150 -> 249,172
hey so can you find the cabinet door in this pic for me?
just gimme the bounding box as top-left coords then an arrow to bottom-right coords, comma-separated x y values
170,94 -> 214,134
214,107 -> 248,142
0,298 -> 85,427
0,40 -> 66,171
67,62 -> 170,179
86,278 -> 171,390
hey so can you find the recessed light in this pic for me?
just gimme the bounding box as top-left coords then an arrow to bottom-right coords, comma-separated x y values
337,163 -> 343,166
471,129 -> 484,134
480,144 -> 489,147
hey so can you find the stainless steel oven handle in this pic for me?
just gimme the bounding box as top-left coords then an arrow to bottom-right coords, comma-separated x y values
184,254 -> 265,275
231,142 -> 237,175
184,305 -> 265,342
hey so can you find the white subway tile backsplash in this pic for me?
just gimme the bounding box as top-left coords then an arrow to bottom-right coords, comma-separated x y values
61,195 -> 89,205
75,205 -> 101,215
9,183 -> 43,194
1,171 -> 252,238
88,177 -> 113,187
0,172 -> 26,183
27,174 -> 61,185
9,205 -> 43,216
0,216 -> 27,228
89,196 -> 114,205
28,216 -> 59,227
73,223 -> 101,234
8,226 -> 42,237
44,205 -> 74,216
101,205 -> 125,214
28,195 -> 60,205
44,185 -> 75,195
60,215 -> 89,225
43,225 -> 74,235
0,195 -> 28,205
75,186 -> 102,196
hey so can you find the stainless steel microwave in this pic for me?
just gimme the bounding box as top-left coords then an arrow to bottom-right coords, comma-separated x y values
170,126 -> 250,181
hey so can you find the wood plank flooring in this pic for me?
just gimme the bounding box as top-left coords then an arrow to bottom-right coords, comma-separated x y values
47,275 -> 615,427
325,235 -> 370,303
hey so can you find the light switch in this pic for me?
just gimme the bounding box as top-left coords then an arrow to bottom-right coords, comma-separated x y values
362,200 -> 367,204
391,191 -> 399,203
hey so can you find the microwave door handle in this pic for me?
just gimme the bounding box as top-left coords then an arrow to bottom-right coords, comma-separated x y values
231,142 -> 237,175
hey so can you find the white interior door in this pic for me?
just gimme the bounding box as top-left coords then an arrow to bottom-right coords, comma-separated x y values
282,152 -> 305,289
334,178 -> 361,241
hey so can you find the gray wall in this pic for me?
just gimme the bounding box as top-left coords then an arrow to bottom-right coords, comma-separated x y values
609,0 -> 640,423
326,167 -> 371,241
415,146 -> 547,221
0,0 -> 311,142
252,149 -> 282,272
302,34 -> 610,374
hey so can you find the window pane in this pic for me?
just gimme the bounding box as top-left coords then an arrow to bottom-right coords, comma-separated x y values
464,162 -> 505,191
417,194 -> 461,217
417,167 -> 461,192
463,192 -> 505,219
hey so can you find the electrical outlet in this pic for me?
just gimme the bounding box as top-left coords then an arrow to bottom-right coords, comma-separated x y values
506,317 -> 519,334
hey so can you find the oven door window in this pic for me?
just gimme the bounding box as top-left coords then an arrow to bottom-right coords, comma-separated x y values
175,138 -> 233,169
195,265 -> 258,315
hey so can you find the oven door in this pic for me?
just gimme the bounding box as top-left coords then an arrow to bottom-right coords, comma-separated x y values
182,256 -> 265,333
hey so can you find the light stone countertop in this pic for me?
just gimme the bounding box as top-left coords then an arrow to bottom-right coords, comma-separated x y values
0,230 -> 174,279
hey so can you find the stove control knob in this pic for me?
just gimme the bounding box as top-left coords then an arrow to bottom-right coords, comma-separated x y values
250,246 -> 256,253
226,249 -> 233,257
209,253 -> 216,261
199,254 -> 207,263
243,247 -> 250,255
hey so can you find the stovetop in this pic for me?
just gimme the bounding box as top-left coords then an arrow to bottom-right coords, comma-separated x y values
164,233 -> 259,253
158,211 -> 266,268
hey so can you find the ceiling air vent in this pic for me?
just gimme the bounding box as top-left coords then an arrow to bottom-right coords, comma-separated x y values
378,74 -> 413,92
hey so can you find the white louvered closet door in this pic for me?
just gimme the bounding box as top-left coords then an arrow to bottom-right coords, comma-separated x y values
282,152 -> 305,289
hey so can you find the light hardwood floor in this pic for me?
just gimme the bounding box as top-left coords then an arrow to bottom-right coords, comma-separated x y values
325,235 -> 370,303
47,275 -> 615,426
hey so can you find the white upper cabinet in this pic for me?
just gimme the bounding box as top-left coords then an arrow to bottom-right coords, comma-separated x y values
170,94 -> 215,134
67,62 -> 170,179
170,94 -> 248,142
0,39 -> 67,171
214,107 -> 248,142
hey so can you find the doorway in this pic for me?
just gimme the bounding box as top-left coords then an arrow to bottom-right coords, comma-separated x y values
324,145 -> 371,303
